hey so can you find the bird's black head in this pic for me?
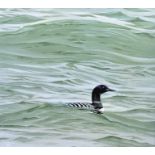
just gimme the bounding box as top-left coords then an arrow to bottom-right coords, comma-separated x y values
91,84 -> 115,109
93,84 -> 115,94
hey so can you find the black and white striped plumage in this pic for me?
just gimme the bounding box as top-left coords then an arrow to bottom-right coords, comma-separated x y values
68,102 -> 93,109
68,85 -> 114,113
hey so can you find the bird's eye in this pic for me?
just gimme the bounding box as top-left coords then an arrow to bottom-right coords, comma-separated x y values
100,86 -> 104,89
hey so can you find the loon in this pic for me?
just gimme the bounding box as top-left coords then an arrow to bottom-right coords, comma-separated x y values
68,84 -> 114,114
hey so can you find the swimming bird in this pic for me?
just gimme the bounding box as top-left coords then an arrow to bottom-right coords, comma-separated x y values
68,84 -> 114,114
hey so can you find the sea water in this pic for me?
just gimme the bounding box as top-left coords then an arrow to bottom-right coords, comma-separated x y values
0,8 -> 155,146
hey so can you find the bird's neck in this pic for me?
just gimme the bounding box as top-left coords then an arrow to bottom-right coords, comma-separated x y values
91,90 -> 103,109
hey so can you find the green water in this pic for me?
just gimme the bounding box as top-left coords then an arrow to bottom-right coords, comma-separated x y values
0,8 -> 155,146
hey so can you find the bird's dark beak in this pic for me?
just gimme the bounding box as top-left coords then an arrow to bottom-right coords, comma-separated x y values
107,88 -> 115,92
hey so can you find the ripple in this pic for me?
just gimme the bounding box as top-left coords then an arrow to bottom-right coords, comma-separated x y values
0,8 -> 155,146
96,135 -> 153,146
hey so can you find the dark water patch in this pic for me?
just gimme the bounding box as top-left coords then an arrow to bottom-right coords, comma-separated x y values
96,135 -> 152,147
0,124 -> 35,128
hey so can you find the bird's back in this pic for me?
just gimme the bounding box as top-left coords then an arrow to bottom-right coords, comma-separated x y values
68,102 -> 93,110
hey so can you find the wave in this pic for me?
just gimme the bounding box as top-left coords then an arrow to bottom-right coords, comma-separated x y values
0,8 -> 155,146
96,135 -> 153,146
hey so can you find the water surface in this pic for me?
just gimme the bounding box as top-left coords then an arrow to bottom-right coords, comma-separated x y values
0,8 -> 155,146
